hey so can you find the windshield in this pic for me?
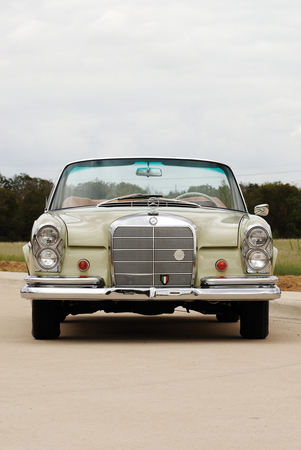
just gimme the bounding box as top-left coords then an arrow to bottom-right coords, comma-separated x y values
49,158 -> 246,211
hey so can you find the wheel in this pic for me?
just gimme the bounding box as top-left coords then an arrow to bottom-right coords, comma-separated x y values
216,313 -> 239,323
32,300 -> 61,340
239,301 -> 269,339
175,191 -> 219,206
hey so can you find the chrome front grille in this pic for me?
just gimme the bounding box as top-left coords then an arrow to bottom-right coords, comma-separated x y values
110,214 -> 196,288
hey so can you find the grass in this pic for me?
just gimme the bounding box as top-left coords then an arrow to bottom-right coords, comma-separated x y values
0,242 -> 26,262
273,239 -> 301,276
0,239 -> 301,276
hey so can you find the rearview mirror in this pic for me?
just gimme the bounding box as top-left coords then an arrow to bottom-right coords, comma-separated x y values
254,204 -> 269,216
136,168 -> 162,177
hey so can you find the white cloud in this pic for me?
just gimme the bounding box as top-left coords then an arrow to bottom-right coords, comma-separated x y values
291,126 -> 301,138
1,0 -> 301,185
7,19 -> 46,42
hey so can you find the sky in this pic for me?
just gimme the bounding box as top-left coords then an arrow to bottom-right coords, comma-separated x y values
1,0 -> 301,186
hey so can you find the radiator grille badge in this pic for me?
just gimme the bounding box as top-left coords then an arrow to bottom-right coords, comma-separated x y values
160,275 -> 169,285
149,216 -> 158,225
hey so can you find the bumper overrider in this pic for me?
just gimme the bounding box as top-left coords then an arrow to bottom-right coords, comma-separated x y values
21,275 -> 281,301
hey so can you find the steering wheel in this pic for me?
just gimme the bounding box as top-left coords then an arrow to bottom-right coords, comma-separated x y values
175,191 -> 219,206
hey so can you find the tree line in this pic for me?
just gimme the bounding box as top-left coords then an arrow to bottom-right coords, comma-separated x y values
240,181 -> 301,239
0,173 -> 300,241
0,174 -> 53,241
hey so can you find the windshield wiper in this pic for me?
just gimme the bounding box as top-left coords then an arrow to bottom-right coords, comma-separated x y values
97,193 -> 163,206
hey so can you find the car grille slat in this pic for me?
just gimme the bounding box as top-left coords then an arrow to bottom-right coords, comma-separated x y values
112,221 -> 195,288
113,239 -> 153,250
154,238 -> 193,249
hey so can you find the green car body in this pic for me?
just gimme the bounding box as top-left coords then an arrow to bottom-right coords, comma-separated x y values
21,158 -> 280,339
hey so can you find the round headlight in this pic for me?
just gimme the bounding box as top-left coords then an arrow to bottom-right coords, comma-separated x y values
37,226 -> 60,247
37,249 -> 59,270
247,227 -> 269,247
247,250 -> 269,271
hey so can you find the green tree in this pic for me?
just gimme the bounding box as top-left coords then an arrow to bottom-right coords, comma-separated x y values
0,173 -> 53,241
241,182 -> 301,238
0,188 -> 17,240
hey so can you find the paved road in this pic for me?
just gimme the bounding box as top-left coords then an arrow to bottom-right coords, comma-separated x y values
1,273 -> 301,450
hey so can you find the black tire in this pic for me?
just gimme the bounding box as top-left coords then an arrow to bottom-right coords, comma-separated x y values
59,313 -> 67,323
32,300 -> 61,340
239,301 -> 269,339
216,313 -> 239,323
59,306 -> 69,322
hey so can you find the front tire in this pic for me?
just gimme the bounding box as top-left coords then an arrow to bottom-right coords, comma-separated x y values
239,301 -> 269,339
32,300 -> 61,340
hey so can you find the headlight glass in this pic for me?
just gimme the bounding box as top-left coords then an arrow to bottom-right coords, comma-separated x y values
32,223 -> 64,272
38,249 -> 59,270
242,225 -> 272,273
247,227 -> 269,247
247,250 -> 269,271
37,226 -> 60,247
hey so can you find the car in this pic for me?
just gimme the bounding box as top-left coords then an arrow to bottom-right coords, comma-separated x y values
21,157 -> 280,339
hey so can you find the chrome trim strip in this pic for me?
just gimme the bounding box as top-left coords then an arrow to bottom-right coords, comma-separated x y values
21,283 -> 281,301
201,276 -> 278,286
24,276 -> 102,286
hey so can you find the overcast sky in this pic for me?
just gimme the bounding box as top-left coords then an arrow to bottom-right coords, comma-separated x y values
1,0 -> 301,186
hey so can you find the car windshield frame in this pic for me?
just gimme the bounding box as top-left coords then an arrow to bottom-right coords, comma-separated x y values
48,158 -> 247,212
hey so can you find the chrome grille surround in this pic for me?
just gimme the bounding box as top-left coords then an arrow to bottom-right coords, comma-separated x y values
110,213 -> 197,288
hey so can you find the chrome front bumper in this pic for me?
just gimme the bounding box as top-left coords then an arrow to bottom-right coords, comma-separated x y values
21,276 -> 281,302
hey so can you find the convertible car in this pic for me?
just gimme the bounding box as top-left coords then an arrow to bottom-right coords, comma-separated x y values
21,157 -> 280,339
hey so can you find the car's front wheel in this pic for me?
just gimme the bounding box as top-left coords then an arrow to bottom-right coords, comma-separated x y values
32,300 -> 61,340
239,301 -> 269,339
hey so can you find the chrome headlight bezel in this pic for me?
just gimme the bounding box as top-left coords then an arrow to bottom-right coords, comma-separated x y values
32,223 -> 65,272
245,249 -> 270,272
36,226 -> 60,247
246,226 -> 269,248
242,225 -> 273,274
36,248 -> 59,270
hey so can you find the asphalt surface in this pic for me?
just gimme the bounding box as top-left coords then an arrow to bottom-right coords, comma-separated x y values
1,272 -> 301,450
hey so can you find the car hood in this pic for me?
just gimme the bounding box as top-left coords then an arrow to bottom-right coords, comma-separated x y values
56,208 -> 247,248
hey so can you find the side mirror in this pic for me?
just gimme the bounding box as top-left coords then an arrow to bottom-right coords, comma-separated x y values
254,204 -> 269,216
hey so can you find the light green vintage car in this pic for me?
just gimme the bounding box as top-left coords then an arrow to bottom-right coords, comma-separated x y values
21,157 -> 280,339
